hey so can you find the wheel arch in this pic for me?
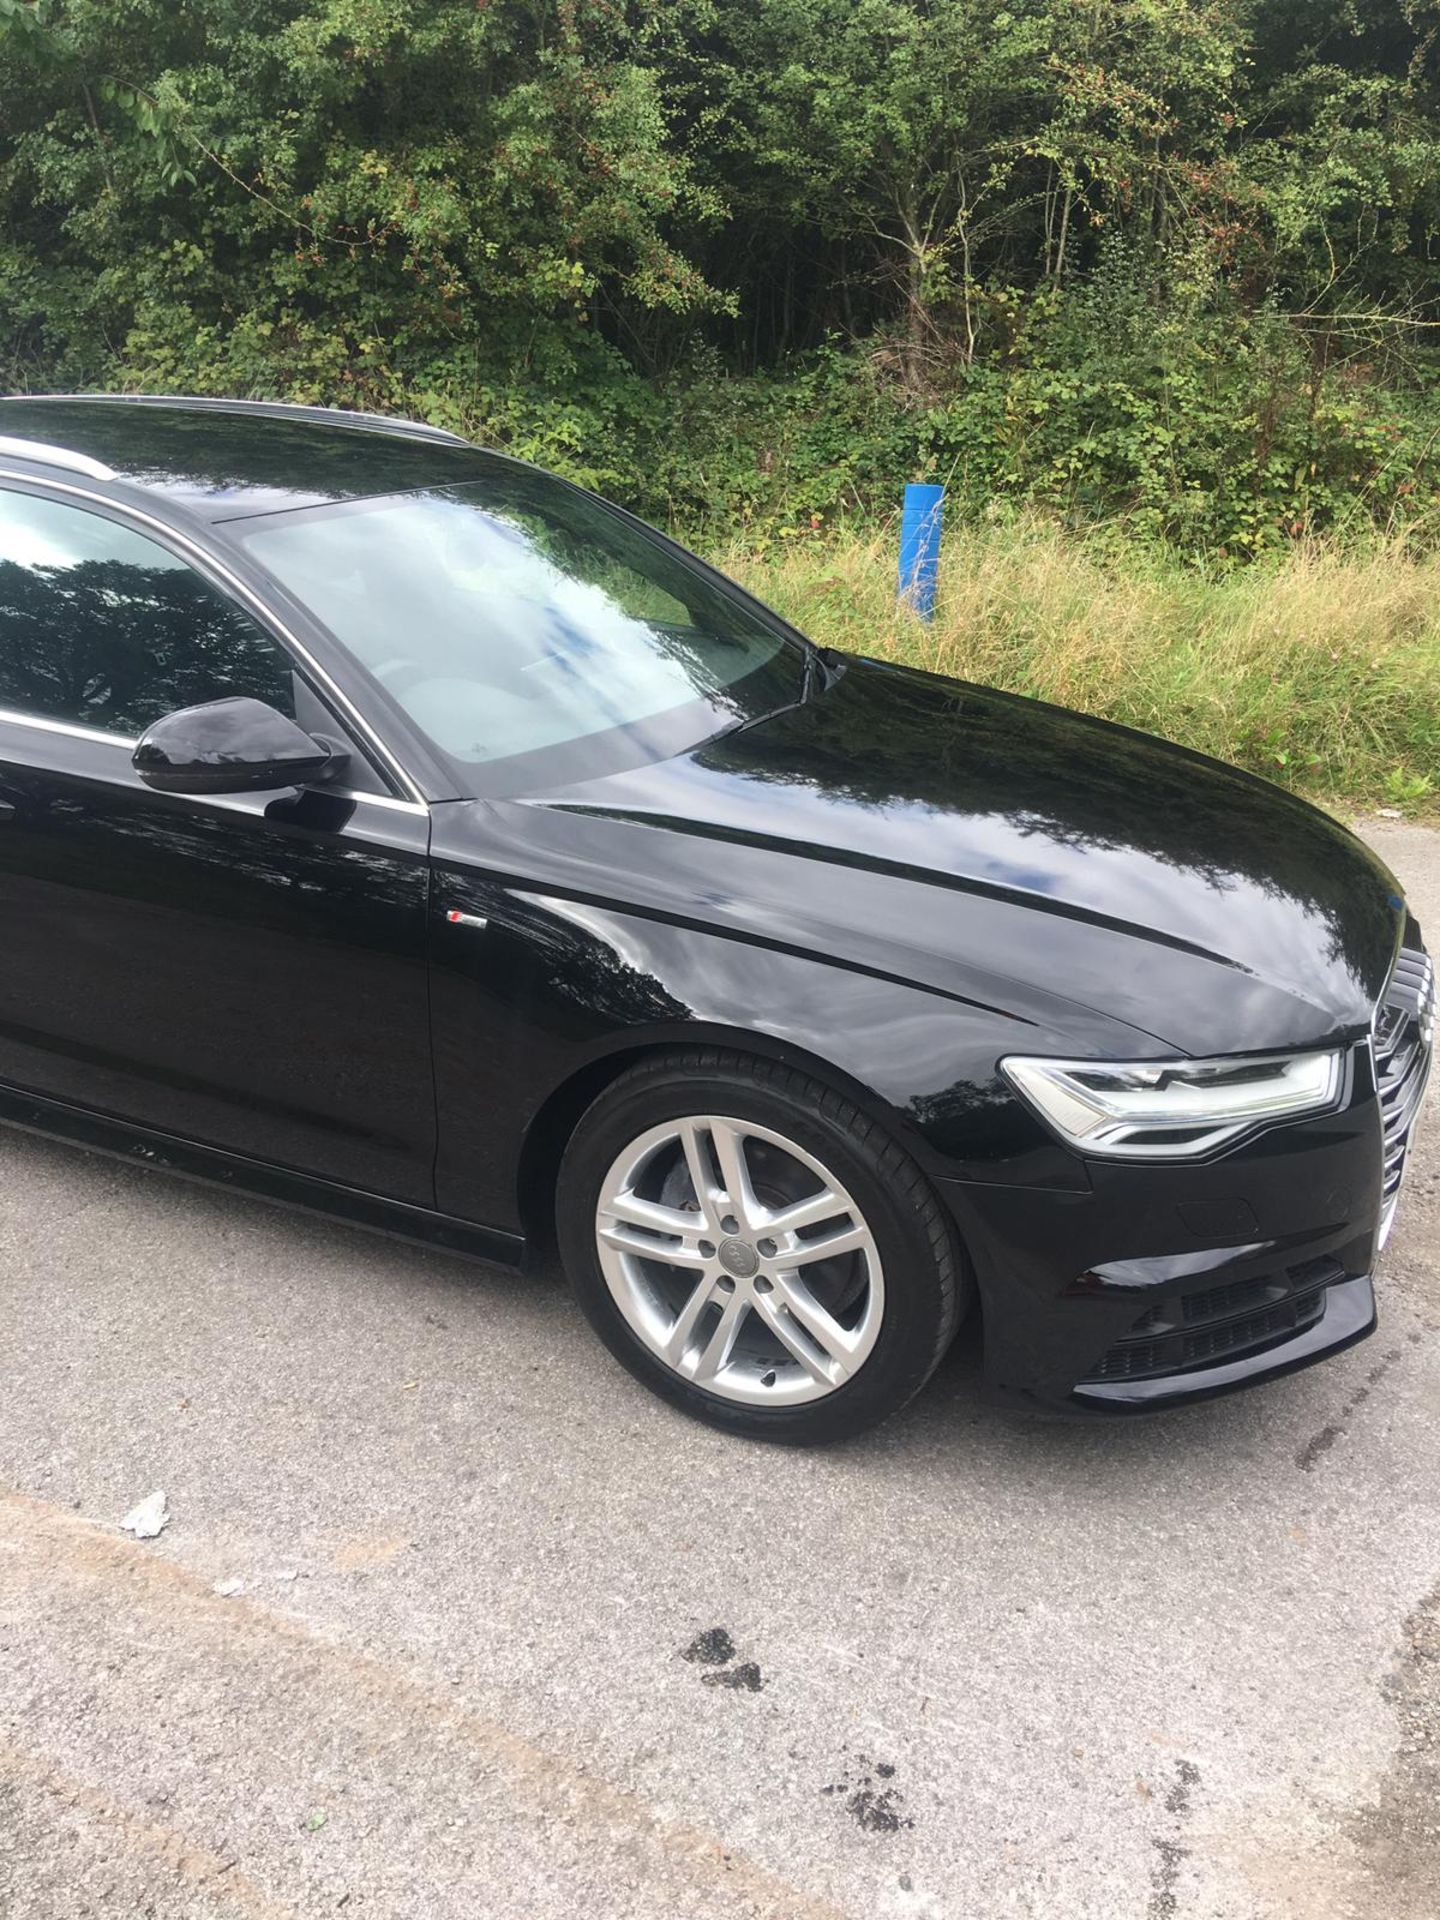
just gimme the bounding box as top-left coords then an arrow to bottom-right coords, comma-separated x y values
514,1023 -> 927,1258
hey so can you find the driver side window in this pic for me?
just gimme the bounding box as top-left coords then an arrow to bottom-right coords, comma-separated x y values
0,489 -> 299,735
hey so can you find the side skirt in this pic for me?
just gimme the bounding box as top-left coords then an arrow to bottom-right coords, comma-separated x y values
0,1080 -> 526,1269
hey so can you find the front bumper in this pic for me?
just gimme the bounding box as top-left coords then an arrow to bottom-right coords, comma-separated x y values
1070,1272 -> 1376,1411
939,945 -> 1431,1414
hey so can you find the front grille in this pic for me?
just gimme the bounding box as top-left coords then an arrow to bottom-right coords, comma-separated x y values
1374,945 -> 1434,1226
1081,1255 -> 1344,1384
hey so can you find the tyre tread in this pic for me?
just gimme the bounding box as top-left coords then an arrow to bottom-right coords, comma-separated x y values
562,1047 -> 967,1439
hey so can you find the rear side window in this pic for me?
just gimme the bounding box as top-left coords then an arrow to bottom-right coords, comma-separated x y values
0,489 -> 299,735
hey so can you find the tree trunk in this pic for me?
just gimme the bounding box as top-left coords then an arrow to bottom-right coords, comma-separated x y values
1054,186 -> 1073,281
898,189 -> 929,396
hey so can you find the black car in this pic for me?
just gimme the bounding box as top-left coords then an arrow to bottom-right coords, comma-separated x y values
0,395 -> 1430,1441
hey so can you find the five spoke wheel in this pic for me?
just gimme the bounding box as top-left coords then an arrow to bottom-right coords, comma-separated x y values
594,1115 -> 884,1407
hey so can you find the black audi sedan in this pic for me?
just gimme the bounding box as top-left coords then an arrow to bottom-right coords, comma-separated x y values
0,394 -> 1430,1441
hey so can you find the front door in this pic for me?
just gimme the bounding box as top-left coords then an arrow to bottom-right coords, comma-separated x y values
0,483 -> 436,1203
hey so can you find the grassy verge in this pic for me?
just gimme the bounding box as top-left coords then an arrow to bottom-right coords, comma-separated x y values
707,519 -> 1440,813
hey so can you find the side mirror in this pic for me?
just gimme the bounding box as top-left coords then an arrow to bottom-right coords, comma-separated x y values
133,697 -> 350,796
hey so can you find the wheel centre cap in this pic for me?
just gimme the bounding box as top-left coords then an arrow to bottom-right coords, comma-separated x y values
718,1237 -> 759,1279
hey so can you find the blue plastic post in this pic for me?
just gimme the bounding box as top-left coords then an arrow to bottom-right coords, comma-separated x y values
898,482 -> 944,621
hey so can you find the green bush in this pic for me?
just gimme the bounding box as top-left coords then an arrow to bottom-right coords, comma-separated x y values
2,0 -> 1439,550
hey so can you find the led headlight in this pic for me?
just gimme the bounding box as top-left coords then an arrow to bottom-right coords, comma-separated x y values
1001,1050 -> 1343,1159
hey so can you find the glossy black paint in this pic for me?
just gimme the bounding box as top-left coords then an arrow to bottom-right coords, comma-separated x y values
134,696 -> 348,795
939,1058 -> 1385,1411
0,394 -> 491,520
0,1076 -> 522,1267
0,397 -> 1419,1416
515,655 -> 1402,1057
421,651 -> 1404,1212
0,714 -> 436,1200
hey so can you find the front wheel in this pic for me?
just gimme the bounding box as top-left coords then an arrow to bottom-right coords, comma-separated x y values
556,1050 -> 969,1443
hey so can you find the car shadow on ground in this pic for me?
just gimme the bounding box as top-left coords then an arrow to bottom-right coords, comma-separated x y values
0,1126 -> 1385,1506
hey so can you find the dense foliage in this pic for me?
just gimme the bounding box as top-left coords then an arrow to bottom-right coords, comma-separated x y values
2,0 -> 1440,549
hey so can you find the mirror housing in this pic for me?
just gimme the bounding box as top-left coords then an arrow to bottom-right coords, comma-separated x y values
133,697 -> 349,796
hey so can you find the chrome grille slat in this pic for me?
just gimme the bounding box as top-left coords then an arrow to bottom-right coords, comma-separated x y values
1392,951 -> 1433,988
1379,1036 -> 1422,1096
1383,1072 -> 1425,1133
1373,942 -> 1434,1244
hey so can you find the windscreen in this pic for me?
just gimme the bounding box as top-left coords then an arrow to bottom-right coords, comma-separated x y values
233,465 -> 803,789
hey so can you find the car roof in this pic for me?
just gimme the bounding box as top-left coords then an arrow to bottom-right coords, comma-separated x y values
0,394 -> 494,522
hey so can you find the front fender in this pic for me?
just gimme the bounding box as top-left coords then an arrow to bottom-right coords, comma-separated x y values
427,883 -> 1094,1231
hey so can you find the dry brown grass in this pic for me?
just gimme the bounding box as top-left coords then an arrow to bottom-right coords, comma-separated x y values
709,517 -> 1440,808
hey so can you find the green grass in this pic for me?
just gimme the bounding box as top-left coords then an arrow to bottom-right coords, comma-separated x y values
707,518 -> 1440,813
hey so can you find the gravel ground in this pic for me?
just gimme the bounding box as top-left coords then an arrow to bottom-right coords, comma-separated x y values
1,818 -> 1437,1920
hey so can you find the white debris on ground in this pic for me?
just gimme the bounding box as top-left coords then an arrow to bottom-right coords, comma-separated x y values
213,1572 -> 298,1596
119,1490 -> 169,1539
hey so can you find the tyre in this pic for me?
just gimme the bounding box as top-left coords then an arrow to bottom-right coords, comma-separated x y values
556,1048 -> 969,1442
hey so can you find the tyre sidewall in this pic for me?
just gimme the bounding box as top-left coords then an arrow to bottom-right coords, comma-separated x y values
556,1063 -> 958,1443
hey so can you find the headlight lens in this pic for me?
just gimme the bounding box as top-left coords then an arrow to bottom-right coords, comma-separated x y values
1001,1050 -> 1343,1159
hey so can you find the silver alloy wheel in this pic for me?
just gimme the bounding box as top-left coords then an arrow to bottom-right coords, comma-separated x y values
594,1114 -> 885,1407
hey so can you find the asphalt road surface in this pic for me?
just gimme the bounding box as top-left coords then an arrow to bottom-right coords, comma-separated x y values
2,819 -> 1438,1920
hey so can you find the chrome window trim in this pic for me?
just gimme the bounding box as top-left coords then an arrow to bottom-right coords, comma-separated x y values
0,705 -> 136,750
0,466 -> 427,805
172,785 -> 430,822
319,787 -> 429,816
0,708 -> 429,816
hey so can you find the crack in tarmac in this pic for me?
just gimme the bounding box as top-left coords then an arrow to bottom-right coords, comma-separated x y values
1339,1577 -> 1440,1919
1294,1342 -> 1416,1472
